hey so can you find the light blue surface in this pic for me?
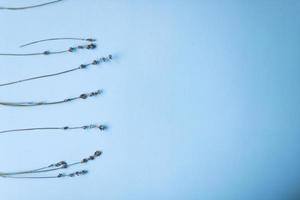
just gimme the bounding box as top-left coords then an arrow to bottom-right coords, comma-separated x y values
0,0 -> 300,199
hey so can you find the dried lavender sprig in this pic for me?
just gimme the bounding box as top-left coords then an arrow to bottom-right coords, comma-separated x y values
0,89 -> 102,107
2,151 -> 102,176
0,124 -> 107,134
20,38 -> 96,48
0,151 -> 102,178
0,43 -> 96,56
0,0 -> 64,10
1,170 -> 89,179
0,55 -> 113,87
31,151 -> 102,174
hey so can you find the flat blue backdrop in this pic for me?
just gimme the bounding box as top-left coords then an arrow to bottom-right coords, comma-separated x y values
0,0 -> 300,199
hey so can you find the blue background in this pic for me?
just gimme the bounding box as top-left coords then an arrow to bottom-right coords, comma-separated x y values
0,0 -> 300,199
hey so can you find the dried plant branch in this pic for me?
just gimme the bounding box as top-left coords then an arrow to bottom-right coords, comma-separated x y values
0,55 -> 113,87
0,124 -> 107,134
0,151 -> 102,179
0,43 -> 96,56
0,90 -> 102,107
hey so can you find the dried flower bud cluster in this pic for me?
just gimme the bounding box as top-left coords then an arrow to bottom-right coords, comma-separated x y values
58,170 -> 88,178
80,90 -> 102,99
92,55 -> 113,65
80,55 -> 113,69
81,151 -> 103,163
49,160 -> 68,168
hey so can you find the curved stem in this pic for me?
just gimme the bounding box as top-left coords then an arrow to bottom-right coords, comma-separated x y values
20,38 -> 96,48
0,124 -> 106,134
0,0 -> 64,10
0,90 -> 102,107
0,67 -> 81,87
0,55 -> 112,88
0,43 -> 96,56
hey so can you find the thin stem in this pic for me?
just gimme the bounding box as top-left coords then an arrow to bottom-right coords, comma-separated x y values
0,43 -> 96,56
0,55 -> 112,87
3,161 -> 82,176
1,175 -> 60,179
0,124 -> 107,134
0,127 -> 65,134
20,38 -> 96,48
1,170 -> 89,179
0,67 -> 80,87
0,89 -> 102,107
0,0 -> 64,10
